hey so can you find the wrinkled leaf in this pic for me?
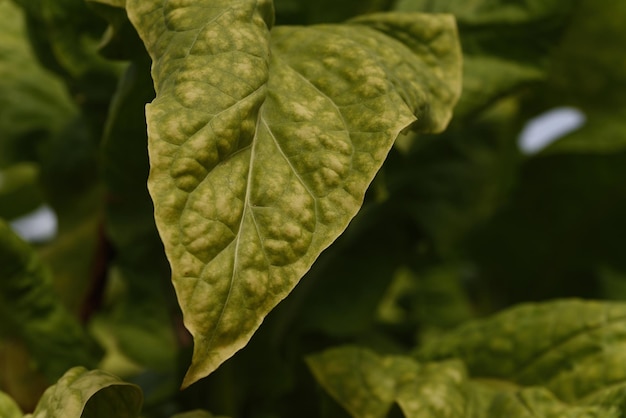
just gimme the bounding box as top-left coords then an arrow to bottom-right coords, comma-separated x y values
0,390 -> 22,418
29,367 -> 142,418
127,0 -> 462,386
307,346 -> 468,418
307,343 -> 622,418
0,219 -> 101,381
487,387 -> 616,418
417,299 -> 626,402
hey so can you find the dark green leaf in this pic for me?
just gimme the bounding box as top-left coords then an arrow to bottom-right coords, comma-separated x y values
0,0 -> 76,167
0,220 -> 101,381
467,151 -> 626,303
0,163 -> 44,220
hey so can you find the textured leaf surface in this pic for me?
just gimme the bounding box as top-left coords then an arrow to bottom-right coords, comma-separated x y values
0,220 -> 101,381
487,387 -> 616,418
307,346 -> 468,418
417,299 -> 626,402
308,344 -> 622,418
127,0 -> 461,386
29,367 -> 142,418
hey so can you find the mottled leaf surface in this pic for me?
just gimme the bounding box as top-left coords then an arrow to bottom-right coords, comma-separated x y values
417,299 -> 626,402
29,367 -> 142,418
487,387 -> 616,418
127,0 -> 461,386
307,346 -> 468,418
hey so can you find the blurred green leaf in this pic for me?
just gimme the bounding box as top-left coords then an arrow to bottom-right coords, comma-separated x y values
0,163 -> 44,220
29,367 -> 142,418
542,0 -> 626,111
386,100 -> 521,257
395,0 -> 577,118
97,56 -> 177,377
467,151 -> 626,304
519,0 -> 626,154
0,390 -> 22,418
10,0 -> 121,81
541,110 -> 626,155
0,219 -> 101,382
0,0 -> 76,167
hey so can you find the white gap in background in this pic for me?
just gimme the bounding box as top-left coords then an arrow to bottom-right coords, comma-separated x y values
10,204 -> 58,243
518,107 -> 586,154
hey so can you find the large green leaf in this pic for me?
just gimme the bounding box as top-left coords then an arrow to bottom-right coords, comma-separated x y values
417,299 -> 626,403
28,367 -> 142,418
127,0 -> 462,386
0,220 -> 101,381
307,345 -> 615,418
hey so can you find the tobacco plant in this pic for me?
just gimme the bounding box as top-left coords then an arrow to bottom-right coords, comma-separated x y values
1,0 -> 626,417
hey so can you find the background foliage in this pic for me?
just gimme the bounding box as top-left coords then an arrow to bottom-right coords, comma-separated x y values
1,0 -> 626,416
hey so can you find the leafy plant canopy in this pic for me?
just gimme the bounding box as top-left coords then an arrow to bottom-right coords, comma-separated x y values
1,0 -> 626,417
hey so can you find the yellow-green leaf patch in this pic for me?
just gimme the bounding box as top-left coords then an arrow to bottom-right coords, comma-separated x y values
127,0 -> 462,387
